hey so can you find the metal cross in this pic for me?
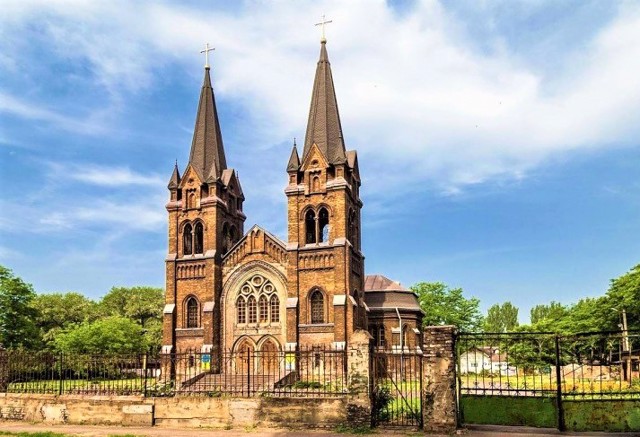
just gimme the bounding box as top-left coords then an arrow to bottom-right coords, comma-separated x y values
200,43 -> 215,68
315,14 -> 332,42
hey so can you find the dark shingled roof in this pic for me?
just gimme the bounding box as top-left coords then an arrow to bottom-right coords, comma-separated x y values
189,67 -> 227,182
302,41 -> 347,166
167,162 -> 181,189
364,274 -> 422,311
287,143 -> 300,172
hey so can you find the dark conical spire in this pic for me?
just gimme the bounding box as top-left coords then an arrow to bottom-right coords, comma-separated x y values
287,140 -> 300,172
167,161 -> 181,189
188,67 -> 227,181
302,41 -> 347,165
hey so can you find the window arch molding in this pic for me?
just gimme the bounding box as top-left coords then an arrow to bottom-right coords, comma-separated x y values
183,295 -> 200,328
308,287 -> 327,324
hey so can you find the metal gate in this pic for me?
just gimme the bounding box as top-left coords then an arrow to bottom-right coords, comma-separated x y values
371,348 -> 423,428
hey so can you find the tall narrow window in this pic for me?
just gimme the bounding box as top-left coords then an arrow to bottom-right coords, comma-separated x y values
183,223 -> 193,255
318,208 -> 329,243
379,326 -> 386,348
247,296 -> 257,324
222,223 -> 230,255
270,295 -> 280,322
402,325 -> 409,348
237,297 -> 246,324
305,210 -> 316,244
194,222 -> 203,254
186,297 -> 199,328
310,290 -> 324,324
259,295 -> 268,323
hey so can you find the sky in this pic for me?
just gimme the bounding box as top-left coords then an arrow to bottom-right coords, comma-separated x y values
1,0 -> 639,324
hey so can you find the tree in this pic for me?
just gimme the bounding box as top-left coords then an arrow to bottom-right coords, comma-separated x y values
99,286 -> 164,328
53,316 -> 148,355
604,264 -> 640,331
483,302 -> 519,333
0,265 -> 39,348
30,292 -> 98,346
530,301 -> 567,325
411,282 -> 483,331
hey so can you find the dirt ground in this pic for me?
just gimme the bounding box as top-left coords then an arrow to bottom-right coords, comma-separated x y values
0,422 -> 636,437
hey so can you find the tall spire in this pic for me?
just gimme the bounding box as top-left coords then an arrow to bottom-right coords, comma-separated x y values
188,67 -> 227,182
302,41 -> 347,165
287,139 -> 300,172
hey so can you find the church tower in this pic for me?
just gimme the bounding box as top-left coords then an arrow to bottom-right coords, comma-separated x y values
285,40 -> 366,349
163,64 -> 245,363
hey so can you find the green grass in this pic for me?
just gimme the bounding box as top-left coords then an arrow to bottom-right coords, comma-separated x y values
334,424 -> 375,434
8,378 -> 156,394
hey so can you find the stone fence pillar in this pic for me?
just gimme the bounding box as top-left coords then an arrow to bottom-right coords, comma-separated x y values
346,330 -> 373,427
0,345 -> 7,392
422,325 -> 457,433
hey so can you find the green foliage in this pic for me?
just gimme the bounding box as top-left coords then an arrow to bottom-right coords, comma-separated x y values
530,301 -> 567,325
53,316 -> 148,354
0,265 -> 39,348
371,385 -> 394,424
30,292 -> 99,346
484,301 -> 519,333
604,263 -> 639,330
100,286 -> 164,327
411,282 -> 483,331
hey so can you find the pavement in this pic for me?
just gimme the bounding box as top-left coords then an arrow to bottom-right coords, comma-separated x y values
0,422 -> 638,437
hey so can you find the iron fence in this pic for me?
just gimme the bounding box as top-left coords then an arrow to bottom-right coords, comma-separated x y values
457,330 -> 640,400
0,347 -> 347,398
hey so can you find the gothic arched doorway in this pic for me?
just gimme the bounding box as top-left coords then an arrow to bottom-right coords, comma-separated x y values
259,338 -> 280,375
234,338 -> 255,375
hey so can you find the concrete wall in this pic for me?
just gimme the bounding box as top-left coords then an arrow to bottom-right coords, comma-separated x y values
0,393 -> 346,429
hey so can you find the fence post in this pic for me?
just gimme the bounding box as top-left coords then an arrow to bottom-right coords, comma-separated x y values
0,345 -> 7,392
346,330 -> 372,428
58,352 -> 64,396
422,325 -> 457,434
143,353 -> 148,397
246,346 -> 251,397
554,335 -> 565,431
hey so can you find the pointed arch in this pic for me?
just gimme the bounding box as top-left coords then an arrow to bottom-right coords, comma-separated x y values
183,223 -> 193,255
185,296 -> 199,328
194,222 -> 204,254
305,209 -> 316,244
318,207 -> 330,243
310,289 -> 325,324
270,294 -> 280,323
247,295 -> 257,324
259,295 -> 268,323
236,296 -> 246,324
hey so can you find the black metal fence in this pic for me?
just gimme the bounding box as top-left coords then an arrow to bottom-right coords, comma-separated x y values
457,330 -> 640,400
0,348 -> 347,398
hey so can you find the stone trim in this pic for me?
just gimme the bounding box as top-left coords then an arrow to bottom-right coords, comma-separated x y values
163,304 -> 176,315
333,295 -> 347,306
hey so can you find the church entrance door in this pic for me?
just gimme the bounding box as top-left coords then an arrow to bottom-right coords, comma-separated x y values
259,338 -> 279,375
234,339 -> 255,375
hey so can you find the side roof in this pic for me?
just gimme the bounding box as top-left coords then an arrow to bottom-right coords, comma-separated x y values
364,274 -> 423,312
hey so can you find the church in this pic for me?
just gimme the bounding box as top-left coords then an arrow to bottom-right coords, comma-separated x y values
161,38 -> 423,366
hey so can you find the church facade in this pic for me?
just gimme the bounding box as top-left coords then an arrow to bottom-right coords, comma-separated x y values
162,40 -> 423,366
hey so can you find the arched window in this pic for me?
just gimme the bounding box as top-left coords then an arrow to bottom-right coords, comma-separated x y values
259,295 -> 268,323
186,297 -> 199,328
247,296 -> 257,324
318,208 -> 329,243
312,175 -> 320,192
222,223 -> 230,255
230,225 -> 238,245
402,325 -> 410,348
183,223 -> 193,255
305,210 -> 316,244
236,297 -> 246,324
270,295 -> 280,323
349,210 -> 357,247
194,222 -> 203,254
310,290 -> 324,324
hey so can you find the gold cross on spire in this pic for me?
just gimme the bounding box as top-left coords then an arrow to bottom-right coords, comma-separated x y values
200,43 -> 215,69
315,14 -> 332,43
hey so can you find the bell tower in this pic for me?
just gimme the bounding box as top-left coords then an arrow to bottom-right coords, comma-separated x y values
285,40 -> 366,350
164,62 -> 245,363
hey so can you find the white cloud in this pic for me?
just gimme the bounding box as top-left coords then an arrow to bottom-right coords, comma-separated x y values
1,0 -> 639,195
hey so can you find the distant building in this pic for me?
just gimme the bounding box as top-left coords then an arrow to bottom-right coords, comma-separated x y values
459,346 -> 516,375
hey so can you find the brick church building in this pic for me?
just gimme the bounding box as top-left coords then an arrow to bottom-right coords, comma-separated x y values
162,40 -> 423,363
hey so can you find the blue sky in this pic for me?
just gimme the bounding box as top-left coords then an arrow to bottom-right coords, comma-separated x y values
1,0 -> 639,323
